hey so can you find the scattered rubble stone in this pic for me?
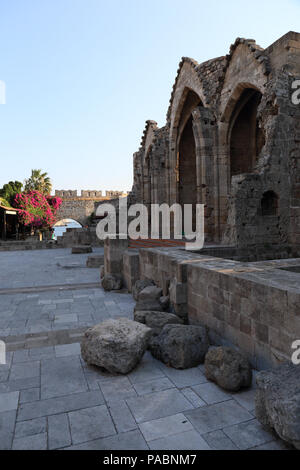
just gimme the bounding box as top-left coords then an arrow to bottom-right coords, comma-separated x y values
134,285 -> 163,312
204,347 -> 252,392
101,274 -> 123,291
132,279 -> 155,301
150,324 -> 209,369
134,311 -> 183,335
255,363 -> 300,450
81,318 -> 152,374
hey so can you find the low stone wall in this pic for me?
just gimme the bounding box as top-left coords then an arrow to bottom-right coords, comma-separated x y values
56,227 -> 103,248
104,237 -> 128,275
122,250 -> 140,292
136,247 -> 300,369
138,248 -> 200,321
198,244 -> 300,262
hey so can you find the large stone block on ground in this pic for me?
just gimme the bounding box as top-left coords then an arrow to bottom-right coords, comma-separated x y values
134,300 -> 163,312
101,274 -> 123,291
86,255 -> 104,268
134,311 -> 183,335
204,347 -> 252,392
132,279 -> 155,301
255,363 -> 300,449
138,286 -> 163,302
150,324 -> 209,369
72,245 -> 93,254
81,318 -> 152,374
134,285 -> 164,312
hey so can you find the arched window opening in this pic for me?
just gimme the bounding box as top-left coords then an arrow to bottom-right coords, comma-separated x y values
53,219 -> 82,239
177,90 -> 202,233
260,191 -> 278,216
178,115 -> 197,231
229,88 -> 264,177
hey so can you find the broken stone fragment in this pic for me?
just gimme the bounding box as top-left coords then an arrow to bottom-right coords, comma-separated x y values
149,324 -> 209,369
134,285 -> 164,312
134,310 -> 183,335
138,286 -> 163,302
132,279 -> 155,301
81,318 -> 152,374
134,300 -> 163,312
255,362 -> 300,450
101,273 -> 123,291
204,347 -> 252,392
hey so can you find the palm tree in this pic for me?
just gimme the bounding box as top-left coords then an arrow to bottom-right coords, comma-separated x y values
24,169 -> 52,195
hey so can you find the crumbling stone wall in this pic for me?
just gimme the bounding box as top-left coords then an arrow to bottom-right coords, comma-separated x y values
134,246 -> 300,369
55,190 -> 128,226
56,198 -> 98,226
130,32 -> 300,257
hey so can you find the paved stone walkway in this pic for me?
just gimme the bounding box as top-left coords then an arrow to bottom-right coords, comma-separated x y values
0,249 -> 290,450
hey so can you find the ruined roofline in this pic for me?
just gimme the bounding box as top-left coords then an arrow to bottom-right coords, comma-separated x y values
166,55 -> 226,122
264,31 -> 300,53
137,31 -> 300,154
139,119 -> 159,151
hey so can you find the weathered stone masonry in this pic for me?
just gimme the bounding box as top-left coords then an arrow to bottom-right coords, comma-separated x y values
114,32 -> 300,370
131,32 -> 300,256
55,189 -> 128,226
120,246 -> 300,370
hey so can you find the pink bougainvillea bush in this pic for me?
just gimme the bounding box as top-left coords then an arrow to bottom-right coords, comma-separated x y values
13,191 -> 62,229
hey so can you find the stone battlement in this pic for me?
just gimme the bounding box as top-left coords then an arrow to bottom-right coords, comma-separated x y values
55,190 -> 128,199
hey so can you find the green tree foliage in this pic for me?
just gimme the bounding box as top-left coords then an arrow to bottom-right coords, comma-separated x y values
24,169 -> 52,195
0,181 -> 23,206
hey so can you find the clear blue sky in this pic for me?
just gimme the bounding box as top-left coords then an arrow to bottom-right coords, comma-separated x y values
0,0 -> 299,193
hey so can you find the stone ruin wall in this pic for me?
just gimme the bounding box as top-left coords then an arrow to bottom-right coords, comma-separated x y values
55,189 -> 129,226
55,190 -> 128,198
130,32 -> 300,259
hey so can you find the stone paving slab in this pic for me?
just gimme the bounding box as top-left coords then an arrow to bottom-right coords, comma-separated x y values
0,248 -> 104,289
0,249 -> 292,450
68,405 -> 116,444
48,413 -> 72,449
17,390 -> 105,421
0,339 -> 290,450
12,432 -> 48,450
184,400 -> 253,435
148,430 -> 211,451
41,356 -> 88,399
126,389 -> 194,424
66,429 -> 149,450
139,413 -> 194,442
0,288 -> 134,340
